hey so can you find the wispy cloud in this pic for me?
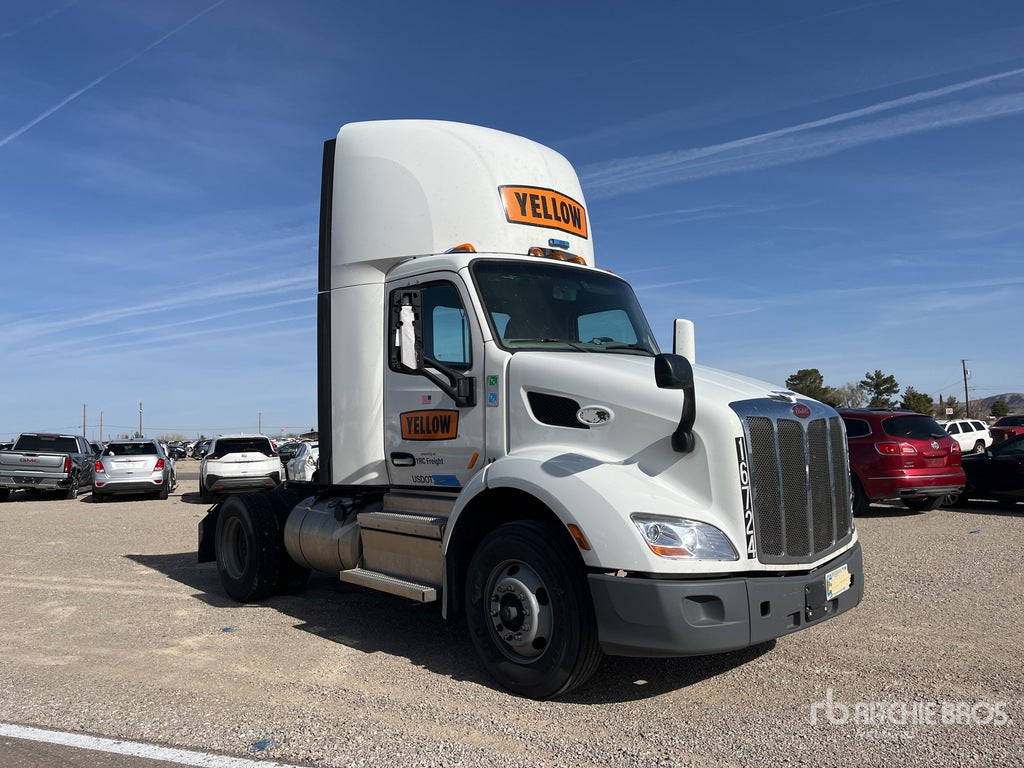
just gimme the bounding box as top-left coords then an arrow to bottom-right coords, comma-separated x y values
0,0 -> 79,41
581,67 -> 1024,198
0,0 -> 227,148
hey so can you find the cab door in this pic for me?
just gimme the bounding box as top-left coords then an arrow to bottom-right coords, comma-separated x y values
384,275 -> 486,490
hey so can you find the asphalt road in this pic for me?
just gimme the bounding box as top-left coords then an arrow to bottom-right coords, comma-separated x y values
0,465 -> 1020,767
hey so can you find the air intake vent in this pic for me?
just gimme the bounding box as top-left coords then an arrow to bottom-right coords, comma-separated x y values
527,392 -> 588,430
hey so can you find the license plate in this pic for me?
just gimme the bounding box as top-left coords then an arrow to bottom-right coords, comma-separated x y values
825,564 -> 852,600
15,476 -> 41,484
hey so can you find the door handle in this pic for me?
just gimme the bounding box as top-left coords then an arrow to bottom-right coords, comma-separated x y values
390,452 -> 416,467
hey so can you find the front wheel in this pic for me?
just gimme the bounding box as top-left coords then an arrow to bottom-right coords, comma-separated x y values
903,495 -> 943,512
465,520 -> 603,699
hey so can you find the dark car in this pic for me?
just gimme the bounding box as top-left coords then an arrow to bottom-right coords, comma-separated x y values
989,414 -> 1024,445
276,441 -> 302,468
167,444 -> 187,460
840,409 -> 965,513
949,433 -> 1024,507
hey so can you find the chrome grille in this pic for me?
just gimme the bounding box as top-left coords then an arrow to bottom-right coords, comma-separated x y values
734,400 -> 853,564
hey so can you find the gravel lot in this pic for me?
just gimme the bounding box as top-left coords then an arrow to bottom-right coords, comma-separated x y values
0,466 -> 1020,767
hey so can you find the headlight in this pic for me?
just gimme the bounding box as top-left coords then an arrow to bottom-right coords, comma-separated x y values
630,514 -> 738,561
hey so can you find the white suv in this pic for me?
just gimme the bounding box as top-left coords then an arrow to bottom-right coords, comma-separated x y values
941,419 -> 992,454
199,434 -> 282,503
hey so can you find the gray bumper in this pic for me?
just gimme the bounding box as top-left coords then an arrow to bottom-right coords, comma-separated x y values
0,474 -> 69,491
589,541 -> 863,657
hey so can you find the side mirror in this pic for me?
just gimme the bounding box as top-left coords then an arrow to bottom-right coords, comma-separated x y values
655,353 -> 696,453
389,290 -> 423,372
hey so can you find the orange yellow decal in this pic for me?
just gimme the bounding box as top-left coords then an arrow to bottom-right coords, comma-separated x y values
499,185 -> 588,239
401,410 -> 459,441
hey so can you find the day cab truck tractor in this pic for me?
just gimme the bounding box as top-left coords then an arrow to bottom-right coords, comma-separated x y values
198,120 -> 863,699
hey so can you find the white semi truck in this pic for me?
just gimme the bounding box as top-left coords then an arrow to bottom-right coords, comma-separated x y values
199,120 -> 863,699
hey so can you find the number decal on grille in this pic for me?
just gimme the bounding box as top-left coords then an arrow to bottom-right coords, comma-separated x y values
736,437 -> 756,559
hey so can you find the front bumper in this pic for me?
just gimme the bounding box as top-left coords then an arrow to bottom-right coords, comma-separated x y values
589,541 -> 863,657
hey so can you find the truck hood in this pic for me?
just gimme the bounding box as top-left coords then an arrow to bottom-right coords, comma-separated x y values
507,351 -> 791,461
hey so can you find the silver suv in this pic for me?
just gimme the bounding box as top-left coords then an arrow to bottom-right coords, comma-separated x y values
941,419 -> 992,455
199,434 -> 281,503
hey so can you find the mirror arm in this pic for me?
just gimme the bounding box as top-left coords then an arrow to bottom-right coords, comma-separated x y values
422,356 -> 476,408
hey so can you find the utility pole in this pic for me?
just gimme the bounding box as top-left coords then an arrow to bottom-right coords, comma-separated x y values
82,404 -> 86,436
99,411 -> 103,443
139,401 -> 143,437
258,411 -> 262,434
962,360 -> 970,418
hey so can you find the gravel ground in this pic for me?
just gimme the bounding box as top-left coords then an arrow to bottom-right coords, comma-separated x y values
0,466 -> 1020,767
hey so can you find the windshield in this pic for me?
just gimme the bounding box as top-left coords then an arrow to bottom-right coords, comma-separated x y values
471,259 -> 658,355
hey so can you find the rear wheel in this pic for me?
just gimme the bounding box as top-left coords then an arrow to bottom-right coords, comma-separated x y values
903,495 -> 943,511
465,520 -> 603,699
215,493 -> 283,602
850,475 -> 871,516
973,441 -> 986,454
64,474 -> 80,500
157,481 -> 169,500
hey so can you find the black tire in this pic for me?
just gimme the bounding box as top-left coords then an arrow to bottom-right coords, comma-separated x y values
0,488 -> 10,502
973,441 -> 986,454
465,520 -> 603,699
64,474 -> 80,500
200,480 -> 213,505
157,480 -> 169,500
942,491 -> 963,507
214,493 -> 283,602
850,475 -> 871,516
903,495 -> 943,512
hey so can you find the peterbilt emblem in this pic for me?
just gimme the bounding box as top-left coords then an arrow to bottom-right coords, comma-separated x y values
577,406 -> 613,426
792,404 -> 811,419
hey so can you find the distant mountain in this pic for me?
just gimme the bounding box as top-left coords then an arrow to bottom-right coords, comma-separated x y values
968,393 -> 1024,417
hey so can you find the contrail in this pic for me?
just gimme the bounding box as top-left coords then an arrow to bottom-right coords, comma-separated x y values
0,0 -> 227,148
0,0 -> 80,41
581,66 -> 1024,196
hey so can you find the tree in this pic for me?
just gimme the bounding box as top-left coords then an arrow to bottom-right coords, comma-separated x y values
834,382 -> 867,408
900,386 -> 934,415
785,368 -> 840,406
859,370 -> 900,409
991,400 -> 1010,418
937,395 -> 965,419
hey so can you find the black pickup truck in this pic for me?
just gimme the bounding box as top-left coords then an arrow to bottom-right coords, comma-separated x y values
0,433 -> 97,501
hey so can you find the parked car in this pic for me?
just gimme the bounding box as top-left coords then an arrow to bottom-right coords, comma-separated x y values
199,434 -> 281,503
276,441 -> 302,467
940,419 -> 992,454
167,443 -> 187,460
947,433 -> 1024,507
989,414 -> 1024,445
285,441 -> 319,482
93,439 -> 176,501
0,432 -> 95,501
840,409 -> 965,513
0,442 -> 12,451
88,441 -> 105,456
192,439 -> 211,460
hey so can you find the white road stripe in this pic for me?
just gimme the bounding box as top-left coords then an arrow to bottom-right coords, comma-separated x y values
0,723 -> 304,768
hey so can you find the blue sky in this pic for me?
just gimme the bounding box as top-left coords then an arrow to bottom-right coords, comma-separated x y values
2,0 -> 1022,441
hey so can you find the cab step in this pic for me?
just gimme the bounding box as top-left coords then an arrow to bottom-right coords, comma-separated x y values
339,567 -> 437,602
